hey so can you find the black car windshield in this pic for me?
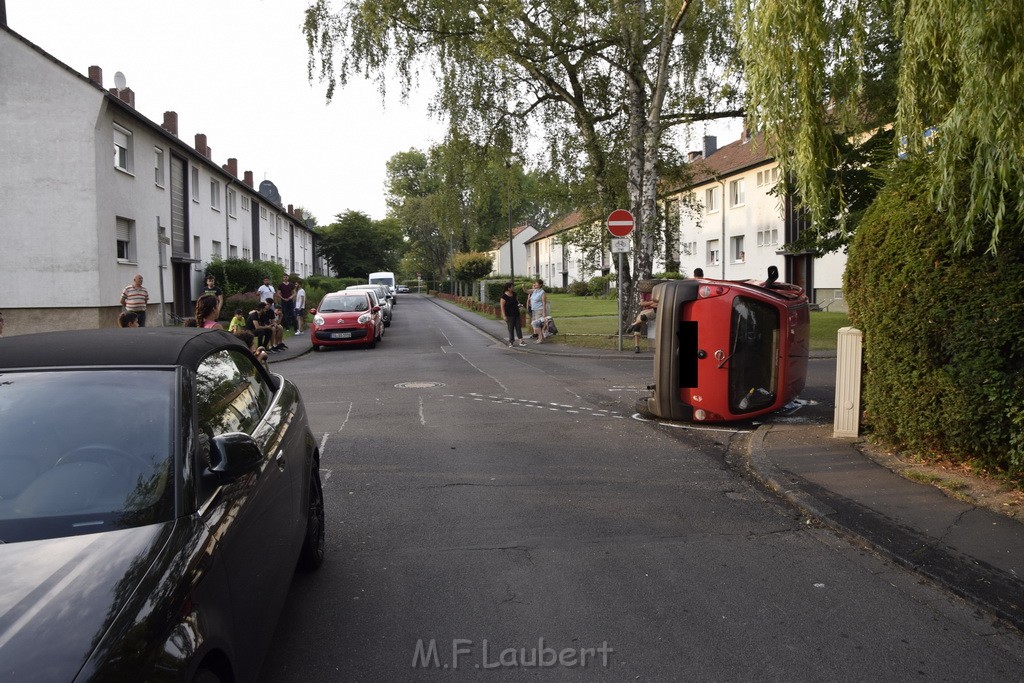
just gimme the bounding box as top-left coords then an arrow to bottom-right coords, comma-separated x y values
728,296 -> 780,413
0,369 -> 176,543
320,296 -> 368,313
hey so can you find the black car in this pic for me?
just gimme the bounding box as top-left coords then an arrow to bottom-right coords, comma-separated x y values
0,328 -> 325,682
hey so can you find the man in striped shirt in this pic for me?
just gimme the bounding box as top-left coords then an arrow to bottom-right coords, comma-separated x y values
120,274 -> 150,327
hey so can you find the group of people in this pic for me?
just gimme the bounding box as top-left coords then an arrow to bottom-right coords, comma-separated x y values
500,279 -> 554,348
117,272 -> 309,365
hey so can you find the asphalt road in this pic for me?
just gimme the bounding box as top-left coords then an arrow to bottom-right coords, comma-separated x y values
260,295 -> 1024,680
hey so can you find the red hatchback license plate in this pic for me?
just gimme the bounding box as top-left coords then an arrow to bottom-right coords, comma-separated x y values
331,332 -> 353,339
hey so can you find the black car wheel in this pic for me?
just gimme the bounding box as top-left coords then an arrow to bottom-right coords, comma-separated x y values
298,465 -> 325,570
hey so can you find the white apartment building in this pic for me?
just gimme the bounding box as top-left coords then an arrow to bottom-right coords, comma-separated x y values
525,211 -> 612,288
0,23 -> 330,334
487,223 -> 539,278
664,134 -> 847,310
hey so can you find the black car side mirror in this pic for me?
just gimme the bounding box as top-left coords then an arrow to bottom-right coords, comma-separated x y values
208,432 -> 263,481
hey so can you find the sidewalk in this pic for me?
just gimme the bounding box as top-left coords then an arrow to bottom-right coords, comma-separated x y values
424,294 -> 1024,632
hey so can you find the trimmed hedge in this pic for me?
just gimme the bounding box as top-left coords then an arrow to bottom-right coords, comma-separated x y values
845,160 -> 1024,474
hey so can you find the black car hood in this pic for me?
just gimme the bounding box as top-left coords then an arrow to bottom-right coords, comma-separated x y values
0,523 -> 173,682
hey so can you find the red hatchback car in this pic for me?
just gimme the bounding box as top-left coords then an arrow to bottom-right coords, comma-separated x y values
639,268 -> 810,422
310,291 -> 384,350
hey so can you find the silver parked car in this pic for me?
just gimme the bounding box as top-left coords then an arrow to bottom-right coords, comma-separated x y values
346,284 -> 393,327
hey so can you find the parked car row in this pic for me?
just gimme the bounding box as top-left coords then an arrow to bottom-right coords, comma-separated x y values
309,284 -> 399,351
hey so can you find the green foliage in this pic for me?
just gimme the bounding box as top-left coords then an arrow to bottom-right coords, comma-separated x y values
451,252 -> 493,282
652,272 -> 684,281
845,159 -> 1024,474
568,280 -> 592,297
740,0 -> 1024,253
304,275 -> 364,291
224,291 -> 262,316
206,258 -> 284,298
316,210 -> 404,278
588,275 -> 616,298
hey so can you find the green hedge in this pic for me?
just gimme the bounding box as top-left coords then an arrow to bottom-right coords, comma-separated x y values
205,259 -> 286,299
845,159 -> 1024,474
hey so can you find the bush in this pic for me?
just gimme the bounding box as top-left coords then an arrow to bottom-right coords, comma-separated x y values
568,280 -> 592,296
588,274 -> 616,297
845,158 -> 1024,474
206,259 -> 285,298
224,291 -> 262,317
305,275 -> 363,292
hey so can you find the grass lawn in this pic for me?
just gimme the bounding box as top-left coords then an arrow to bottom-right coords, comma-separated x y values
526,294 -> 850,351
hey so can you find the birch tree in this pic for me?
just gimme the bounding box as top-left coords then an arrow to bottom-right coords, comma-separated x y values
305,0 -> 742,321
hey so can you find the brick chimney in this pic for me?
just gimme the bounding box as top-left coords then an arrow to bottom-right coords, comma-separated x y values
117,87 -> 135,108
226,158 -> 238,177
162,111 -> 178,137
243,171 -> 254,188
287,204 -> 294,217
195,134 -> 208,158
88,66 -> 103,87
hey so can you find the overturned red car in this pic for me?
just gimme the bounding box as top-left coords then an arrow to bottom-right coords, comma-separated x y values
638,267 -> 810,422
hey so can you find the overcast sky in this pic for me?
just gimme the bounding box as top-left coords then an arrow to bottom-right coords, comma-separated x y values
7,0 -> 445,224
8,0 -> 741,225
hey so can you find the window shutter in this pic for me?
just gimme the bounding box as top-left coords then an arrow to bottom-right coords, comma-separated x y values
116,217 -> 131,242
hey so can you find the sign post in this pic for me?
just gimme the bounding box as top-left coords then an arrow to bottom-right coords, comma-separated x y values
607,210 -> 635,352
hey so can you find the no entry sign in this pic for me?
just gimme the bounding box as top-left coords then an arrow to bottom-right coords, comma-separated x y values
607,209 -> 635,237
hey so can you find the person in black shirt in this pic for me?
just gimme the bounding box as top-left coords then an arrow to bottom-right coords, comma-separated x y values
500,282 -> 526,348
202,275 -> 224,309
246,302 -> 272,349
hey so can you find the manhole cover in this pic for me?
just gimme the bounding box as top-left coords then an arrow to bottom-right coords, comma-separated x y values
395,381 -> 446,389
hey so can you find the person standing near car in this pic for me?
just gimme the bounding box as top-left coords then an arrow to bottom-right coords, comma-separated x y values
529,279 -> 548,343
294,279 -> 307,334
120,274 -> 149,327
278,274 -> 297,333
500,282 -> 526,347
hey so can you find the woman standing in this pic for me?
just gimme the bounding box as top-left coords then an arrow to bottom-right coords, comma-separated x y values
528,279 -> 548,343
500,282 -> 526,347
194,295 -> 223,329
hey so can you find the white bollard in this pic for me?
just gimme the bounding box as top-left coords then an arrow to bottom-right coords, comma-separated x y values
833,326 -> 863,438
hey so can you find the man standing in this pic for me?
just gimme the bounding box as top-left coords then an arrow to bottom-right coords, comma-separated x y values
257,276 -> 276,307
120,274 -> 149,327
278,274 -> 296,332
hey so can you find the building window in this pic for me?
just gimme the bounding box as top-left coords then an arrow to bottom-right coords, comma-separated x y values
154,147 -> 165,187
191,167 -> 200,202
210,179 -> 221,211
116,216 -> 136,262
230,245 -> 238,258
704,187 -> 718,213
241,196 -> 250,212
757,228 -> 780,246
243,247 -> 251,260
193,236 -> 202,271
707,239 -> 720,266
113,124 -> 133,173
682,241 -> 696,256
212,240 -> 222,258
227,189 -> 237,217
729,179 -> 746,207
758,167 -> 781,187
731,236 -> 745,262
260,206 -> 268,220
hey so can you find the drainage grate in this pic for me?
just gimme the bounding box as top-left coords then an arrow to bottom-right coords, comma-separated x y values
395,381 -> 446,389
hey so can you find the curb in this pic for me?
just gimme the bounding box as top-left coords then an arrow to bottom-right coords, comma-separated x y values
742,425 -> 1024,633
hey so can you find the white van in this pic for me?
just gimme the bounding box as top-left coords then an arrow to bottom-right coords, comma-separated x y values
368,272 -> 397,303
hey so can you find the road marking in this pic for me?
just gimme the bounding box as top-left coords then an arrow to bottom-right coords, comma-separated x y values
458,352 -> 509,394
419,396 -> 426,425
319,432 -> 330,452
451,393 -> 624,420
339,401 -> 353,432
630,413 -> 750,433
